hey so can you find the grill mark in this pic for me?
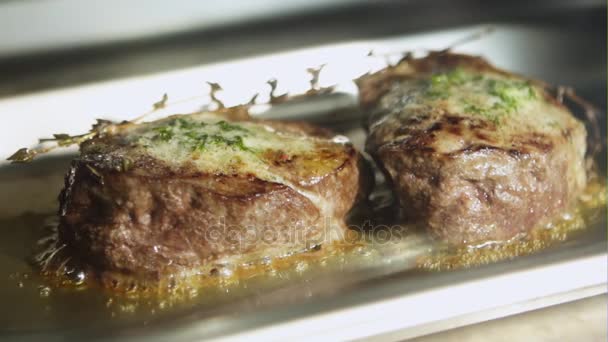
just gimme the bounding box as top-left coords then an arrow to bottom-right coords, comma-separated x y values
523,139 -> 553,153
400,133 -> 437,151
427,122 -> 443,132
474,132 -> 490,141
447,125 -> 462,136
516,133 -> 555,153
445,115 -> 465,125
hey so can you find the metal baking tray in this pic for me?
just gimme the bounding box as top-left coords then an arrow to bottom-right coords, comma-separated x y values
0,23 -> 605,341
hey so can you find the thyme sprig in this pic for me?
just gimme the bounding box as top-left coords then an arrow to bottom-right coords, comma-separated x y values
7,119 -> 116,163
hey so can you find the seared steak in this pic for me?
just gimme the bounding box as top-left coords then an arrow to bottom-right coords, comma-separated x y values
358,52 -> 587,245
58,112 -> 368,282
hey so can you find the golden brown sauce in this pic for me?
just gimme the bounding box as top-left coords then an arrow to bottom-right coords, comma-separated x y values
1,215 -> 365,329
0,179 -> 604,331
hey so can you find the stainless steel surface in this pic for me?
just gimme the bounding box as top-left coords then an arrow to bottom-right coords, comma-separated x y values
0,0 -> 601,58
0,0 -> 367,57
0,15 -> 605,342
0,1 -> 604,98
410,295 -> 607,342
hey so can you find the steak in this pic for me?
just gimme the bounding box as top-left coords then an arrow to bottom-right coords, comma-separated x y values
357,52 -> 587,245
58,112 -> 368,282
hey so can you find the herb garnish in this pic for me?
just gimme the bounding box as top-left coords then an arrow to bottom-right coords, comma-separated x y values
7,119 -> 116,163
426,68 -> 469,99
147,118 -> 253,153
425,67 -> 537,123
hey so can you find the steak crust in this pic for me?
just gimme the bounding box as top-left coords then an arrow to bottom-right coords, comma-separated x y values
58,114 -> 368,281
358,52 -> 587,245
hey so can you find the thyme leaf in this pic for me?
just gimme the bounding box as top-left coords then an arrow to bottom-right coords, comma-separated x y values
152,93 -> 168,110
7,119 -> 118,163
7,148 -> 36,163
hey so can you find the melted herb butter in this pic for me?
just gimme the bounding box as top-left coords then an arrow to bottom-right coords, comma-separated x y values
130,113 -> 339,182
425,67 -> 537,124
142,118 -> 252,152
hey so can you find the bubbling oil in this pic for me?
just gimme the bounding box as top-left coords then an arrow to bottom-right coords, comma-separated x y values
1,180 -> 605,327
31,220 -> 367,302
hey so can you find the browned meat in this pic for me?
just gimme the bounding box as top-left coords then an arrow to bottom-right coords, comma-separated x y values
58,112 -> 368,282
357,52 -> 587,245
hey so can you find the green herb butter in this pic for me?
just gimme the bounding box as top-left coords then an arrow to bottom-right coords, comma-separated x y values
425,67 -> 537,123
117,112 -> 348,183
